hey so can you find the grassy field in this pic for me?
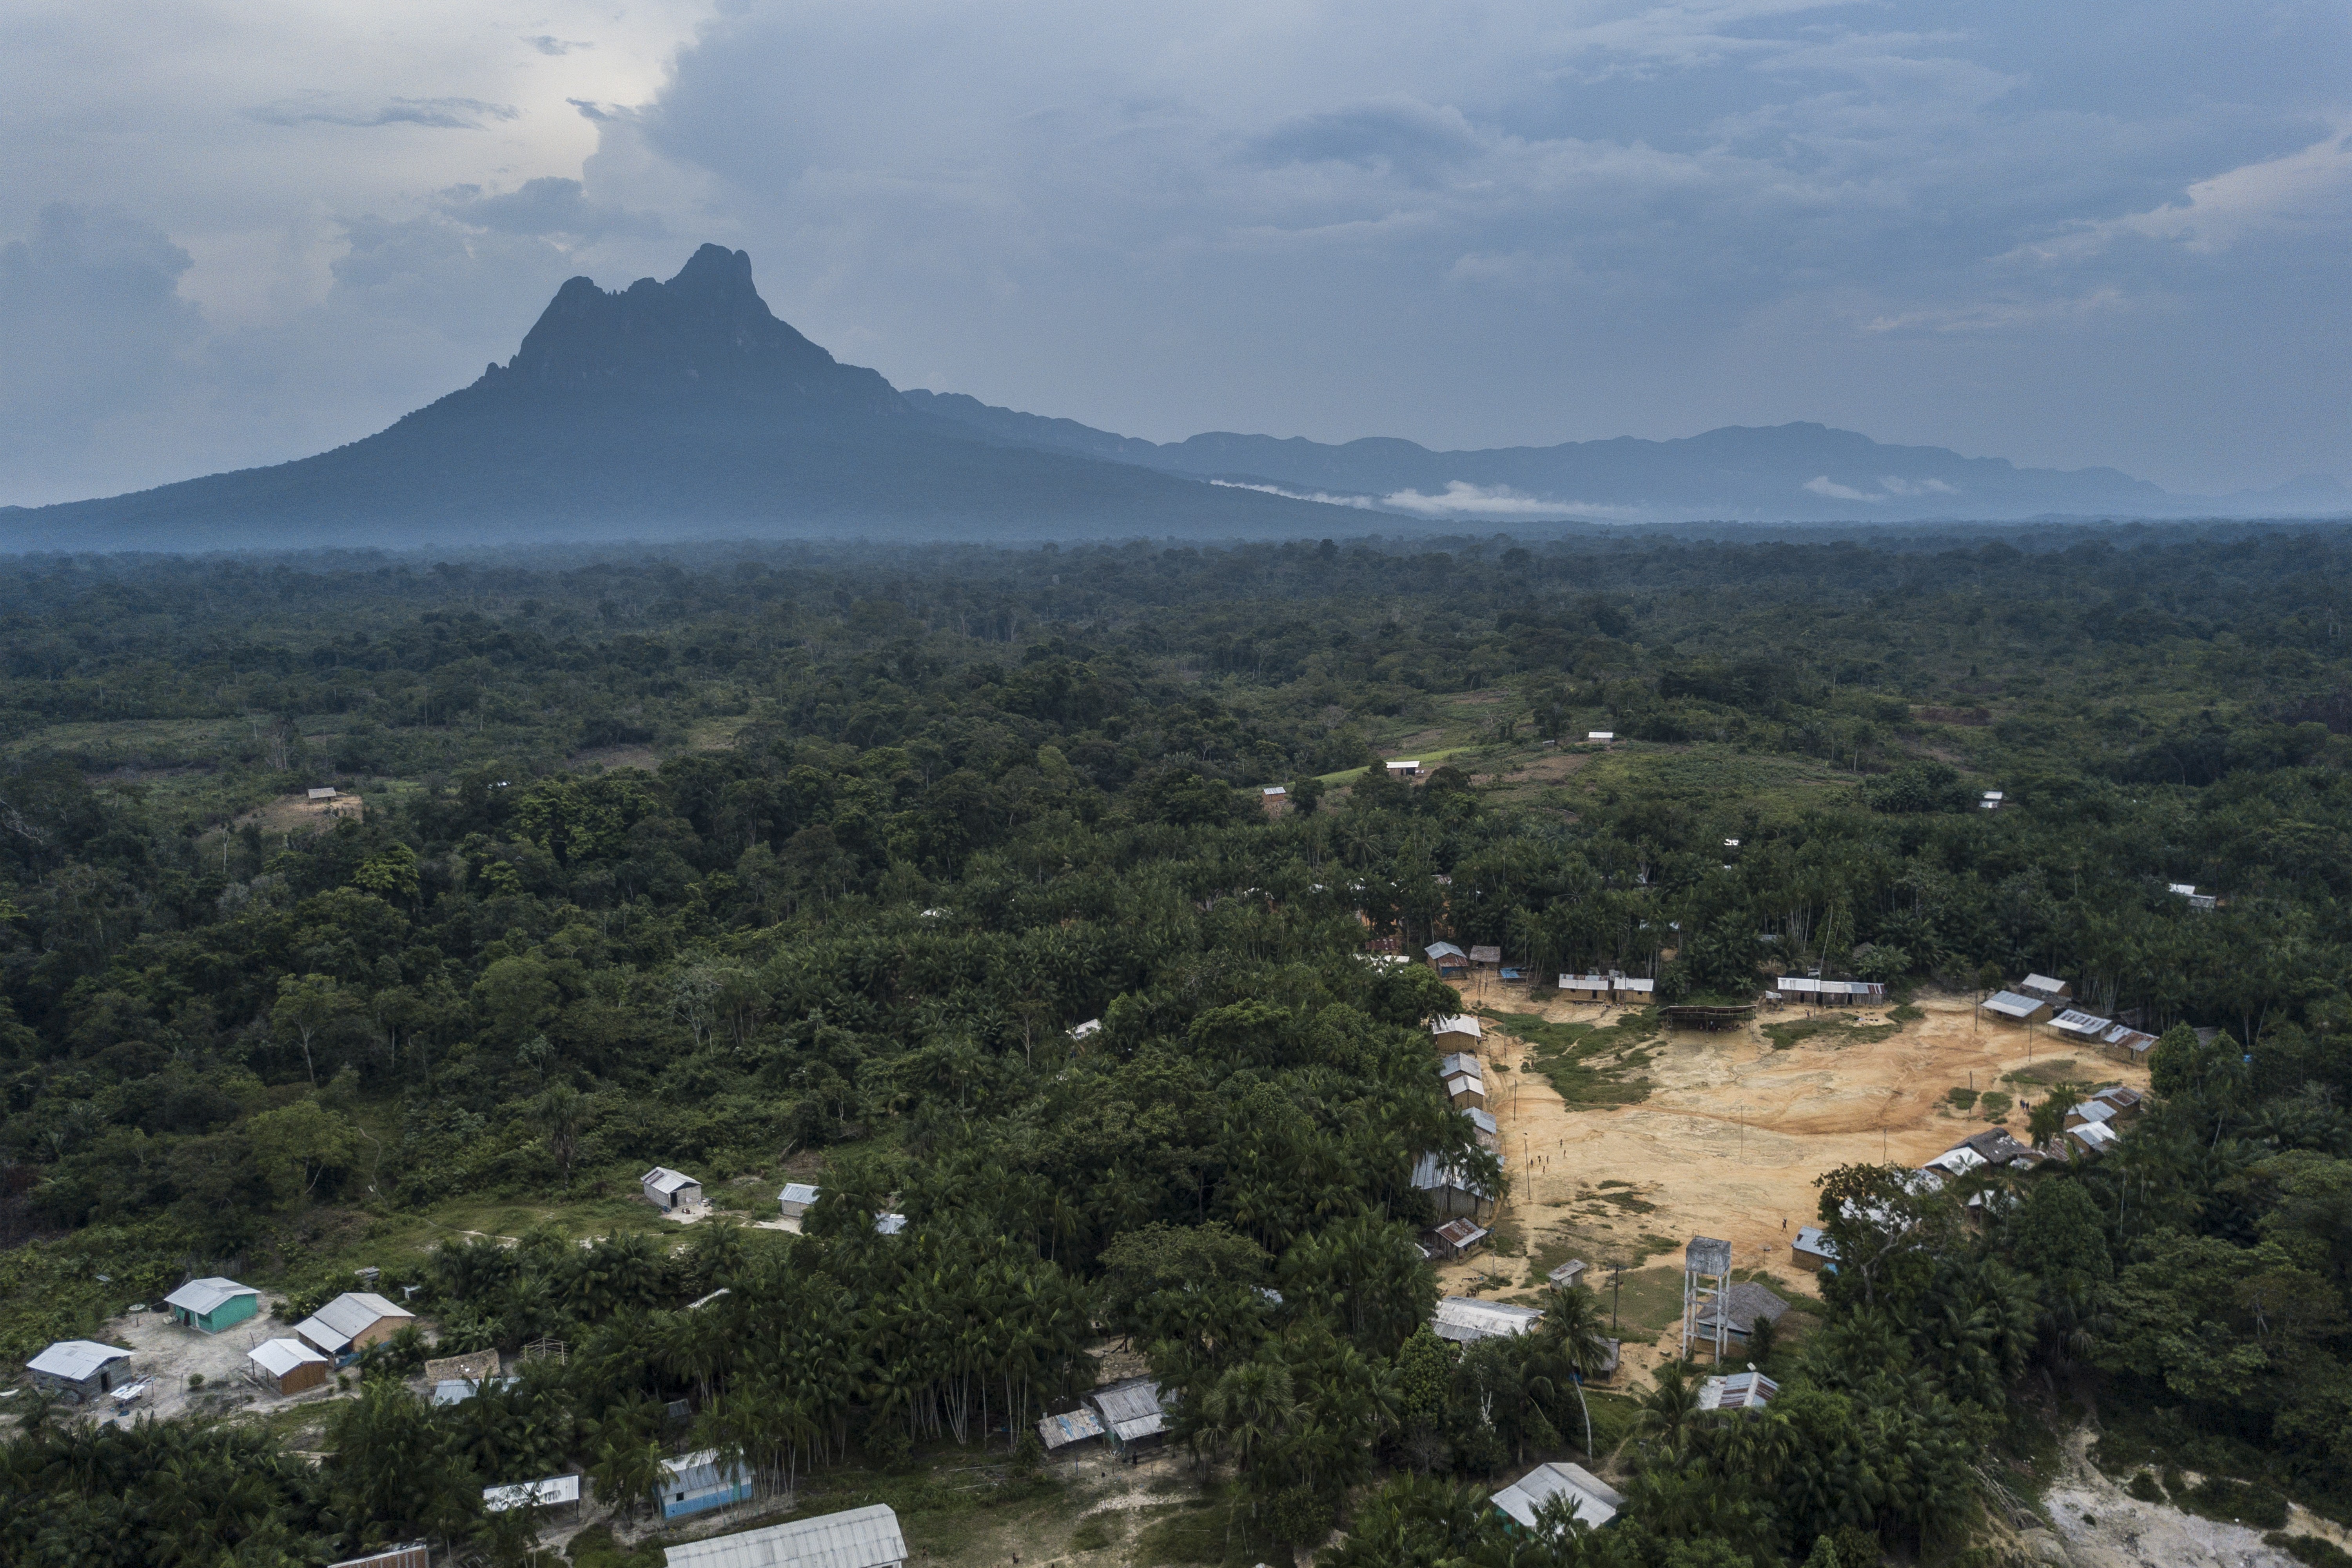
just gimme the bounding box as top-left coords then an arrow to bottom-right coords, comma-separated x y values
1486,1009 -> 1656,1109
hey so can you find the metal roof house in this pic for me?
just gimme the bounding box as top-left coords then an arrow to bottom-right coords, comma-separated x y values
1412,1152 -> 1493,1219
1691,1282 -> 1789,1343
1426,941 -> 1469,975
27,1340 -> 134,1403
2064,1099 -> 2118,1131
1085,1377 -> 1174,1452
1791,1226 -> 1837,1272
1979,990 -> 2052,1025
664,1503 -> 908,1568
248,1337 -> 330,1397
1432,1014 -> 1484,1047
1433,1297 -> 1544,1344
1386,759 -> 1424,776
778,1182 -> 821,1221
1490,1462 -> 1625,1532
2048,1009 -> 2115,1045
1445,1072 -> 1486,1111
328,1548 -> 430,1568
164,1277 -> 261,1334
2019,973 -> 2071,1001
1559,973 -> 1613,1002
1424,1218 -> 1490,1261
641,1167 -> 704,1212
1613,976 -> 1655,999
1697,1371 -> 1779,1413
2100,1025 -> 2158,1066
661,1448 -> 755,1520
1586,731 -> 1615,742
2065,1120 -> 2121,1158
1036,1406 -> 1105,1452
1547,1259 -> 1588,1289
1438,1051 -> 1483,1081
294,1292 -> 414,1359
484,1475 -> 581,1522
1465,1107 -> 1498,1149
2093,1085 -> 2144,1121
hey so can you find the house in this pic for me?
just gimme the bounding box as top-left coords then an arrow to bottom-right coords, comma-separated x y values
248,1337 -> 330,1397
293,1292 -> 414,1359
308,786 -> 339,801
664,1504 -> 908,1568
1559,973 -> 1613,1002
1613,976 -> 1655,1001
874,1212 -> 908,1236
1432,1014 -> 1484,1050
1980,790 -> 2004,810
27,1341 -> 134,1403
1426,941 -> 1470,976
1586,731 -> 1615,742
2066,1120 -> 2121,1158
1979,990 -> 2053,1025
1697,1371 -> 1780,1413
1385,760 -> 1424,777
163,1277 -> 261,1334
778,1182 -> 821,1221
1438,1051 -> 1483,1081
1952,1128 -> 2040,1168
1085,1377 -> 1174,1453
2063,1099 -> 2118,1132
1465,1107 -> 1499,1149
483,1475 -> 581,1524
660,1449 -> 756,1519
1490,1461 -> 1625,1532
1424,1218 -> 1490,1261
1468,945 -> 1503,968
329,1548 -> 430,1568
1036,1406 -> 1106,1453
641,1167 -> 704,1212
1776,977 -> 1886,1007
1791,1227 -> 1837,1272
2093,1085 -> 2144,1122
1412,1152 -> 1493,1219
1432,1297 -> 1544,1344
2048,1009 -> 2114,1046
2100,1025 -> 2159,1067
1922,1145 -> 1989,1183
1547,1259 -> 1588,1289
1260,786 -> 1287,815
1445,1072 -> 1486,1111
2019,973 -> 2071,1002
1692,1283 -> 1789,1344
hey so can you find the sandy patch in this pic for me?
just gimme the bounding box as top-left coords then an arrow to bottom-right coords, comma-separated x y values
2041,1429 -> 2319,1568
1442,992 -> 2144,1377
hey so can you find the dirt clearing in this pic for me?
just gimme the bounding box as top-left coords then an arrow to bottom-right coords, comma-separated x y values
1438,991 -> 2145,1373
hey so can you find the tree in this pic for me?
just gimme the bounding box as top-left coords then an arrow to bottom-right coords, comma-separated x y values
535,1080 -> 589,1192
245,1100 -> 362,1208
270,973 -> 356,1086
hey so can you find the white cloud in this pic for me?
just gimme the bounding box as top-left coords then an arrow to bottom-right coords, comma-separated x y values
1804,476 -> 1879,500
2017,125 -> 2352,262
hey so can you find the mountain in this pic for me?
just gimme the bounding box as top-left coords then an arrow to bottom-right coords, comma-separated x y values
0,245 -> 1331,551
904,390 -> 2348,524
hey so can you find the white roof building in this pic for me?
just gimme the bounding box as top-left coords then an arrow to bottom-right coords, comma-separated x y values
1586,731 -> 1615,741
2019,973 -> 2070,998
2067,1120 -> 2122,1156
1069,1018 -> 1102,1041
1698,1371 -> 1779,1412
1438,1052 -> 1483,1080
164,1278 -> 260,1318
1614,976 -> 1655,996
293,1292 -> 413,1355
873,1213 -> 908,1236
484,1475 -> 581,1514
642,1167 -> 700,1197
2049,1009 -> 2114,1041
1426,941 -> 1468,962
1490,1462 -> 1624,1531
1432,1014 -> 1484,1042
1432,1297 -> 1544,1344
663,1504 -> 909,1568
27,1341 -> 132,1383
249,1338 -> 328,1379
1980,991 -> 2047,1021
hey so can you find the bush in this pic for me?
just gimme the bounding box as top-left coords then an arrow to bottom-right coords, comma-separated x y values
2267,1535 -> 2352,1568
1071,1515 -> 1117,1553
2182,1475 -> 2289,1530
2126,1470 -> 2165,1502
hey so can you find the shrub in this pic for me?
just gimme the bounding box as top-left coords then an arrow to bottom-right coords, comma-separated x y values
2126,1470 -> 2164,1502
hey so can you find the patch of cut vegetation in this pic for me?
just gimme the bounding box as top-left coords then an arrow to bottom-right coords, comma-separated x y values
1761,1013 -> 1903,1051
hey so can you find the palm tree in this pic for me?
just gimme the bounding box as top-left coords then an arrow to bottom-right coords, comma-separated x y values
1635,1360 -> 1700,1453
1535,1282 -> 1613,1456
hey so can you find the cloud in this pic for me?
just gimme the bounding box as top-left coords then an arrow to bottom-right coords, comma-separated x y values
526,36 -> 592,56
1249,100 -> 1485,186
248,95 -> 519,130
1210,479 -> 1377,508
1380,482 -> 1592,517
1804,476 -> 1879,500
436,177 -> 664,241
2016,125 -> 2352,262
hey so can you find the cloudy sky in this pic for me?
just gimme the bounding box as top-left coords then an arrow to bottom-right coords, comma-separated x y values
2,0 -> 2346,505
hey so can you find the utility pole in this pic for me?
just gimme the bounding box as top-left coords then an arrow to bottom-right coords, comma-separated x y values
1610,1265 -> 1623,1335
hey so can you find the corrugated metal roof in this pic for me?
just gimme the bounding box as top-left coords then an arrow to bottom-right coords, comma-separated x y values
1980,991 -> 2044,1018
1694,1282 -> 1788,1335
2051,1009 -> 2113,1036
1559,973 -> 1612,989
1697,1371 -> 1779,1412
1613,977 -> 1655,994
1490,1462 -> 1624,1531
1085,1378 -> 1169,1430
1426,942 -> 1466,960
1433,1297 -> 1543,1343
433,1377 -> 518,1405
1547,1259 -> 1587,1286
27,1341 -> 132,1380
484,1475 -> 580,1512
1432,1014 -> 1483,1038
663,1504 -> 908,1568
164,1277 -> 259,1316
1465,1108 -> 1497,1135
1431,1219 -> 1488,1250
1438,1052 -> 1483,1079
1410,1152 -> 1490,1198
643,1167 -> 701,1195
249,1338 -> 327,1377
1443,1073 -> 1483,1099
873,1213 -> 907,1236
297,1292 -> 411,1351
779,1183 -> 821,1205
2020,973 -> 2068,995
1036,1408 -> 1103,1450
1792,1225 -> 1836,1258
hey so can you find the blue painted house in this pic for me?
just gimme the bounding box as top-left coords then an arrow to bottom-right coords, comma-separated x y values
660,1449 -> 753,1519
164,1278 -> 262,1334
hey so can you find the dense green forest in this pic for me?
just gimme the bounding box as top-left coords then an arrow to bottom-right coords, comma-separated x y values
3,524 -> 2351,1567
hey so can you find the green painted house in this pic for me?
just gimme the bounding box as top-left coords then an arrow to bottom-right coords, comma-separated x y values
163,1277 -> 261,1334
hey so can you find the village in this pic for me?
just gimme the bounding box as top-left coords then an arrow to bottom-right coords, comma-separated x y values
9,925 -> 2183,1568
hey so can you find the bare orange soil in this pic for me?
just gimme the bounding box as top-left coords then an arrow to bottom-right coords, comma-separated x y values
1434,990 -> 2145,1378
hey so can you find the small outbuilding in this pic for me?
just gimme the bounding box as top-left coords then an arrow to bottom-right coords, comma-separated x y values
2092,1085 -> 2144,1122
778,1182 -> 821,1221
2019,973 -> 2071,1002
164,1277 -> 262,1334
1546,1259 -> 1588,1289
1490,1461 -> 1624,1532
641,1167 -> 704,1212
328,1548 -> 431,1568
1386,759 -> 1424,777
248,1337 -> 330,1397
2065,1120 -> 2121,1159
1423,1218 -> 1490,1261
1437,1051 -> 1483,1081
1085,1377 -> 1175,1454
294,1292 -> 414,1359
1698,1371 -> 1780,1413
1979,990 -> 2052,1025
27,1340 -> 134,1403
660,1449 -> 755,1520
1432,1297 -> 1543,1344
1444,1072 -> 1486,1111
1426,941 -> 1469,976
1036,1406 -> 1105,1453
873,1212 -> 909,1236
2100,1025 -> 2158,1067
307,786 -> 339,802
664,1504 -> 908,1568
1791,1227 -> 1837,1273
1586,731 -> 1615,743
1432,1014 -> 1485,1050
1467,945 -> 1503,968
